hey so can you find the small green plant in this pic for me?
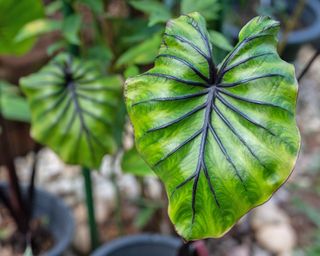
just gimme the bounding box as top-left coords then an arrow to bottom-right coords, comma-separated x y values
20,53 -> 122,168
125,13 -> 300,240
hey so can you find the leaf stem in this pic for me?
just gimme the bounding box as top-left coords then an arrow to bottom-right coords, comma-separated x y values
62,0 -> 80,56
82,167 -> 100,250
298,48 -> 320,82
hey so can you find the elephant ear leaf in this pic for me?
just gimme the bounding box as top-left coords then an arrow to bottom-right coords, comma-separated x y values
125,13 -> 300,240
21,53 -> 122,169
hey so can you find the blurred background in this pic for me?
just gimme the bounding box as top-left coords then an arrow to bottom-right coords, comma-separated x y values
0,0 -> 320,255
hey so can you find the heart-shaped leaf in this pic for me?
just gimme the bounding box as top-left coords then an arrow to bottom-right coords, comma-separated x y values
20,54 -> 122,169
125,13 -> 300,240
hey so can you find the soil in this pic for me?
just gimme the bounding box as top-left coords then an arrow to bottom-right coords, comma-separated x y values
0,206 -> 55,256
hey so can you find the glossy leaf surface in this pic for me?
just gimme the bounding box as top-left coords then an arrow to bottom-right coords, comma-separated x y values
125,13 -> 300,240
21,54 -> 122,169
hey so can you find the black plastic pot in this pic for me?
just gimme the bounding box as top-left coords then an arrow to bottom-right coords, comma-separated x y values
92,234 -> 182,256
224,0 -> 320,62
0,184 -> 74,256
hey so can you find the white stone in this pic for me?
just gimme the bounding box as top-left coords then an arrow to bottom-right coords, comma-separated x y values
144,177 -> 162,200
93,176 -> 116,221
123,122 -> 134,150
36,148 -> 64,184
93,175 -> 115,202
45,179 -> 77,197
99,155 -> 113,177
118,174 -> 140,199
256,223 -> 296,254
74,204 -> 87,224
72,223 -> 91,255
252,200 -> 289,230
14,152 -> 34,183
95,198 -> 112,223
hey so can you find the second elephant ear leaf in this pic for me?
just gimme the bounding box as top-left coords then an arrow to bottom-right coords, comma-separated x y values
125,13 -> 300,240
20,53 -> 122,169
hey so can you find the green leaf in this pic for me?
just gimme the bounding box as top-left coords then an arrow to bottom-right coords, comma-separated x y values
125,13 -> 300,240
0,81 -> 30,122
62,14 -> 82,45
181,0 -> 220,21
79,0 -> 104,14
209,30 -> 233,52
45,0 -> 62,16
121,147 -> 154,177
129,0 -> 171,26
0,0 -> 44,55
116,32 -> 162,68
15,19 -> 61,43
20,53 -> 122,169
134,207 -> 156,229
124,65 -> 140,79
86,45 -> 113,71
47,40 -> 66,56
23,245 -> 33,256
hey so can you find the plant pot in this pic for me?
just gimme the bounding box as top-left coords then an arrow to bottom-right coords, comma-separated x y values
0,183 -> 74,256
92,234 -> 182,256
224,0 -> 320,62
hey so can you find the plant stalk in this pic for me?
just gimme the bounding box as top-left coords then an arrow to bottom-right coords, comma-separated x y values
26,144 -> 41,225
62,0 -> 80,56
0,115 -> 28,234
82,167 -> 99,250
298,48 -> 320,82
62,0 -> 99,251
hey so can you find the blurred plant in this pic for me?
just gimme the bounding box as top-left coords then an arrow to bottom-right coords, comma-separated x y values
0,0 -> 44,55
293,197 -> 320,255
0,1 -> 43,252
0,81 -> 30,122
256,0 -> 287,18
0,81 -> 39,255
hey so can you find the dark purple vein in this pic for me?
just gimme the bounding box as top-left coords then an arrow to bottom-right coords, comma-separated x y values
143,73 -> 208,88
132,89 -> 209,107
147,103 -> 206,133
216,94 -> 275,136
